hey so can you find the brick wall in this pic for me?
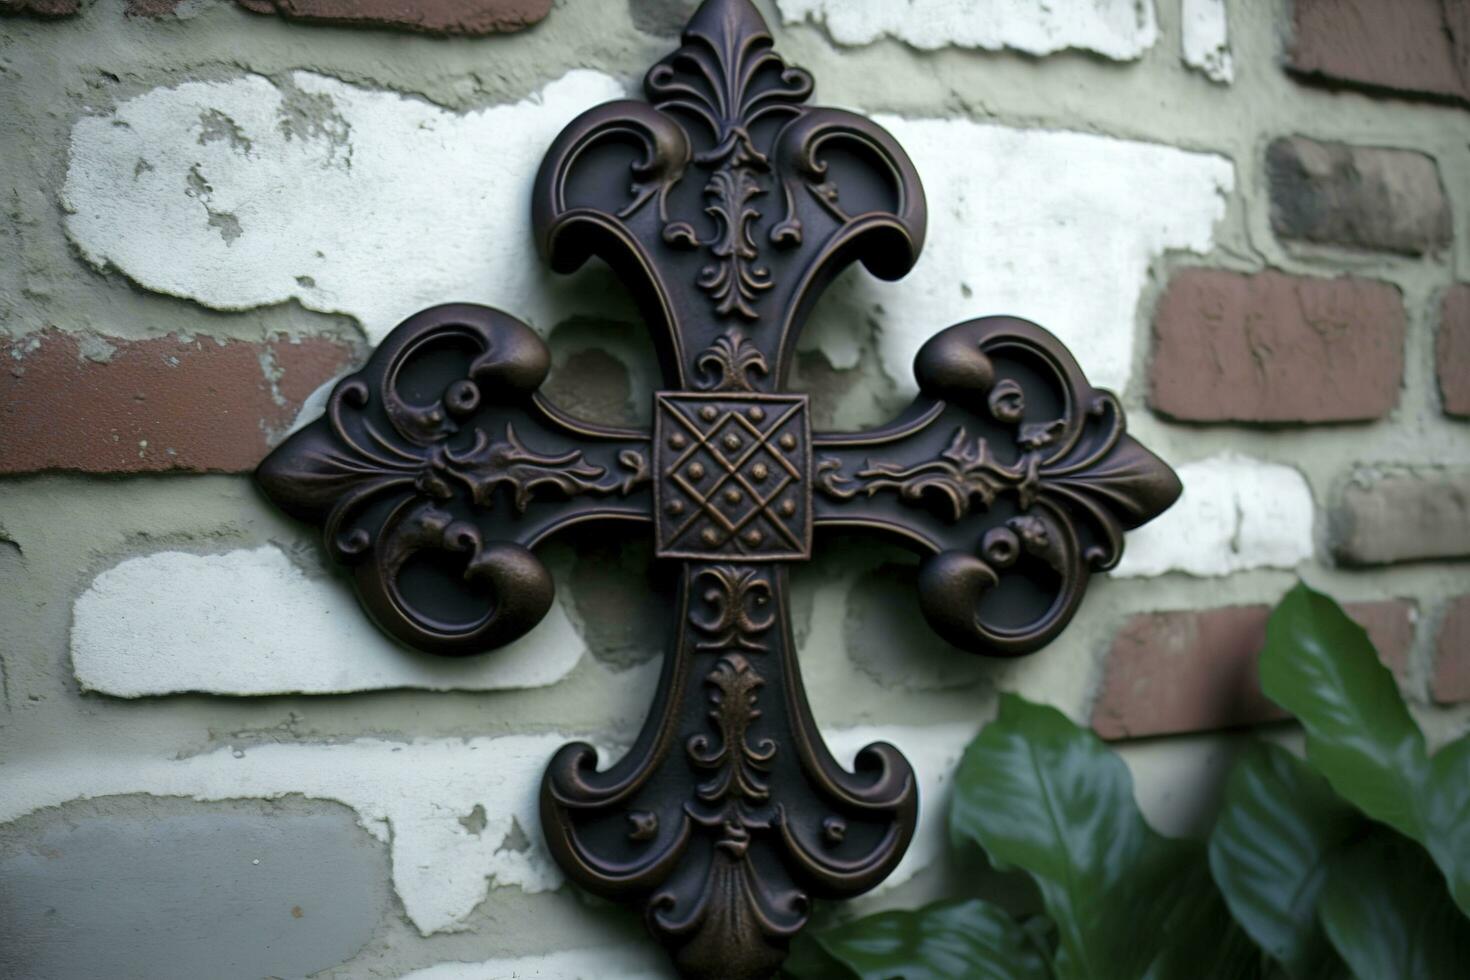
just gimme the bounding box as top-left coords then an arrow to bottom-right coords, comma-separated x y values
1,1 -> 1467,976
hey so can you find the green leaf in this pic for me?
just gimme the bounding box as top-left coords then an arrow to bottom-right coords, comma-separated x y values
1258,583 -> 1426,838
797,899 -> 1047,980
1258,583 -> 1470,916
1208,741 -> 1359,980
1318,831 -> 1470,980
1144,858 -> 1274,980
951,694 -> 1262,980
783,931 -> 856,980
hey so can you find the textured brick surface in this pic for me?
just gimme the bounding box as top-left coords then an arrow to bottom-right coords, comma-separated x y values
1441,285 -> 1470,418
235,0 -> 552,33
1093,600 -> 1416,739
0,0 -> 77,15
0,330 -> 356,474
1433,596 -> 1470,705
0,797 -> 388,980
1288,0 -> 1470,105
1332,467 -> 1470,566
1266,137 -> 1451,256
1150,269 -> 1404,423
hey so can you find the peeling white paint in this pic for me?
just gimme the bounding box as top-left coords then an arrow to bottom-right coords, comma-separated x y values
776,0 -> 1159,60
810,118 -> 1234,396
0,734 -> 578,936
2,724 -> 975,936
63,73 -> 1230,398
1114,453 -> 1316,578
63,71 -> 625,342
1182,0 -> 1234,83
400,945 -> 674,979
71,545 -> 586,696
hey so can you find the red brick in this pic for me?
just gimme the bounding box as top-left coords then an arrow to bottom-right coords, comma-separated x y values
235,0 -> 551,34
0,330 -> 357,475
1092,600 -> 1415,740
1150,269 -> 1405,423
0,0 -> 79,15
1440,285 -> 1470,418
1289,0 -> 1470,105
126,0 -> 186,14
1266,137 -> 1450,256
1331,466 -> 1470,566
1433,595 -> 1470,705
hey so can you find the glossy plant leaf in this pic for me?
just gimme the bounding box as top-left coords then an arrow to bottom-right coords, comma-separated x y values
1142,858 -> 1272,980
951,694 -> 1262,980
1258,582 -> 1470,916
785,899 -> 1048,980
1318,831 -> 1470,980
1208,741 -> 1360,980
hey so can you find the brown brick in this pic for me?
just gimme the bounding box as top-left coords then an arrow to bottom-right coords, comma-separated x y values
1266,137 -> 1451,256
235,0 -> 551,34
0,330 -> 357,475
1289,0 -> 1470,105
126,0 -> 186,14
0,0 -> 79,15
1440,285 -> 1470,418
1150,269 -> 1404,423
1433,595 -> 1470,705
1332,466 -> 1470,566
1093,600 -> 1415,740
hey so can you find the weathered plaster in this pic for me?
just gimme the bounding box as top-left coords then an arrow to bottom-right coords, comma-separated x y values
0,795 -> 391,980
1,722 -> 975,937
63,70 -> 627,342
1,733 -> 581,935
71,544 -> 588,696
401,944 -> 673,979
1182,0 -> 1233,84
776,0 -> 1159,60
815,116 -> 1234,396
1116,453 -> 1317,578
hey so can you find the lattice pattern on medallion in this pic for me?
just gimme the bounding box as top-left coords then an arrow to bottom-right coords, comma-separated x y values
655,394 -> 811,560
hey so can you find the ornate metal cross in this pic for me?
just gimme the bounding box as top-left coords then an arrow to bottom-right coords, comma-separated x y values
256,1 -> 1181,976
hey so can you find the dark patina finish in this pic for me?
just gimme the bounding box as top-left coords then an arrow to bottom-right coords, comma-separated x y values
255,1 -> 1182,975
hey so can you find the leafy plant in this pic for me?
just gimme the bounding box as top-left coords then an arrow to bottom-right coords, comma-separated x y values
784,584 -> 1470,979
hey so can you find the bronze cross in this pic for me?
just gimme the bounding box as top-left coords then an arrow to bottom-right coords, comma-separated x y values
255,1 -> 1182,976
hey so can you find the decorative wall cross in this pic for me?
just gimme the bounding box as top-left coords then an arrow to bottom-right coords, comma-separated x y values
256,1 -> 1182,976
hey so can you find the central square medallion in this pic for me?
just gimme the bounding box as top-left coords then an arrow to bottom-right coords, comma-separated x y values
653,392 -> 812,561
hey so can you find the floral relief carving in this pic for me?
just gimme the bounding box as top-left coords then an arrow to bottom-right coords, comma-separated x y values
257,2 -> 1181,977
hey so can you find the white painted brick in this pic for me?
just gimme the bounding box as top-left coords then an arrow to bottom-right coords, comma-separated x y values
0,734 -> 579,935
63,71 -> 625,343
401,946 -> 674,979
1182,0 -> 1234,83
2,724 -> 975,936
1114,453 -> 1316,578
71,545 -> 586,696
777,0 -> 1159,60
64,74 -> 1231,401
806,118 -> 1233,396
